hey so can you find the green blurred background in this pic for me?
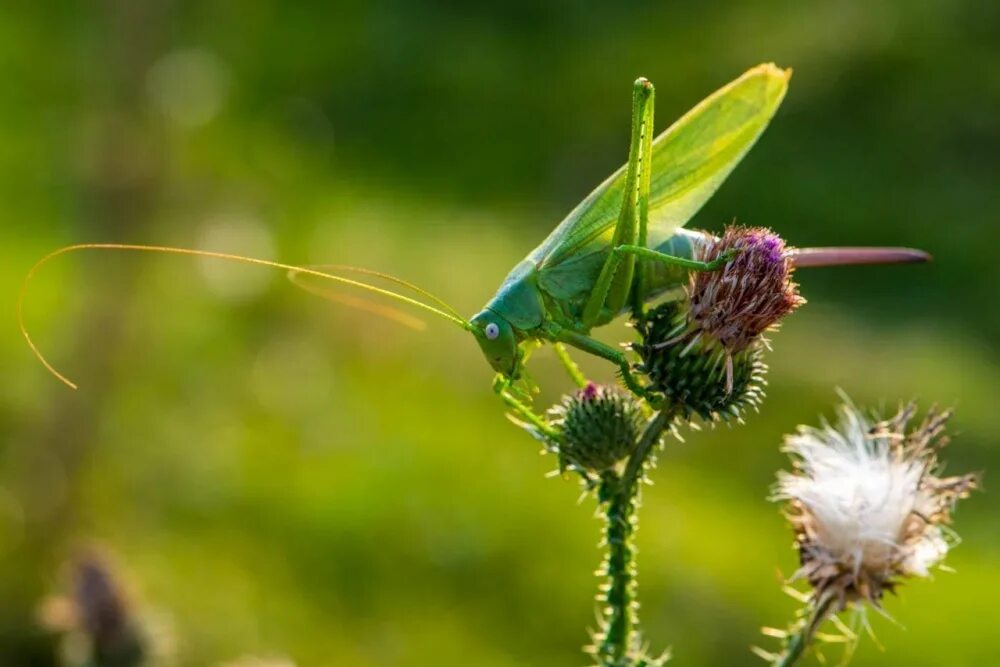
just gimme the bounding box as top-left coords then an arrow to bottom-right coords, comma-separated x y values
1,1 -> 997,665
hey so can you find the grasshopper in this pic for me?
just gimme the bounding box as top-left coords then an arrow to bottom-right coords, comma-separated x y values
20,64 -> 927,399
467,64 -> 926,398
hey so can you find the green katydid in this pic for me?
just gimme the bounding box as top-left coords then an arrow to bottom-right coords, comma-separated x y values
20,63 -> 927,400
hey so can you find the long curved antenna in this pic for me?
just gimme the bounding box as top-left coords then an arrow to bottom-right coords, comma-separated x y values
18,243 -> 474,390
292,264 -> 465,322
789,247 -> 931,268
287,271 -> 427,331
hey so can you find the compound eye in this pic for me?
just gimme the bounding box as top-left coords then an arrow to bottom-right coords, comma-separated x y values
484,322 -> 500,340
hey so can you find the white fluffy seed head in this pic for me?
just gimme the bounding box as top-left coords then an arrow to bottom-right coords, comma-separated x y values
774,399 -> 976,609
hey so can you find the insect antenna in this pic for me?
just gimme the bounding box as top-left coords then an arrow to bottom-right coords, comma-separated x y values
286,272 -> 428,331
18,243 -> 474,390
295,264 -> 466,322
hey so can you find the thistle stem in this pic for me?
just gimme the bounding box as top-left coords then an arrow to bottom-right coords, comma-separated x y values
773,595 -> 836,667
623,409 -> 673,493
594,409 -> 674,665
596,470 -> 636,665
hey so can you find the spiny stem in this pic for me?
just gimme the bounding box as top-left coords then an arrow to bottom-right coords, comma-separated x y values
594,409 -> 674,666
773,595 -> 836,667
596,470 -> 636,665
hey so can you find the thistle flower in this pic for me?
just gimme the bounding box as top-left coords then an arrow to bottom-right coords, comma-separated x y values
688,226 -> 804,355
635,226 -> 798,419
549,382 -> 645,473
775,400 -> 977,611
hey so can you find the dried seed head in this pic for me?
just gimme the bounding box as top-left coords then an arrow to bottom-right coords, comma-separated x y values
635,300 -> 767,422
775,400 -> 977,611
689,226 -> 804,353
39,551 -> 148,666
74,554 -> 131,645
549,382 -> 645,473
221,658 -> 297,667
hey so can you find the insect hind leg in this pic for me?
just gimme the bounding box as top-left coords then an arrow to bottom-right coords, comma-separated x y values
581,78 -> 655,329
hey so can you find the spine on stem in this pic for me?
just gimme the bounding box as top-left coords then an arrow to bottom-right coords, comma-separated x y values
594,471 -> 638,665
591,409 -> 674,667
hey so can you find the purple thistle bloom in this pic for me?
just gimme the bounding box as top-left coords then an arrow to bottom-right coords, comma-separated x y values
689,226 -> 805,354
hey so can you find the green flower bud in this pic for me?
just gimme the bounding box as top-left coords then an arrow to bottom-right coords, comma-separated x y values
635,300 -> 767,422
549,383 -> 645,473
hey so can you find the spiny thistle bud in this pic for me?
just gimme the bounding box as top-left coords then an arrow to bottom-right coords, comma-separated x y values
549,382 -> 645,473
635,300 -> 767,422
775,399 -> 977,611
635,226 -> 801,421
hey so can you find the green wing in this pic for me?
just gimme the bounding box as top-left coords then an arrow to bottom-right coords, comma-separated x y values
534,63 -> 791,299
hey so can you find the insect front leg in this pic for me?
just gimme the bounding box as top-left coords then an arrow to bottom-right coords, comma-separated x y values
552,342 -> 588,388
551,328 -> 658,404
581,78 -> 655,329
492,374 -> 561,441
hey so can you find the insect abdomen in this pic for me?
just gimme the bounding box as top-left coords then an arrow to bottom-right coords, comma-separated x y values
638,228 -> 708,301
